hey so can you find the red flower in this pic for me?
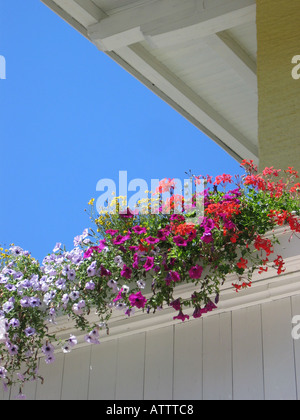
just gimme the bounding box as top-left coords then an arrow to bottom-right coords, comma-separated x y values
273,255 -> 285,275
237,258 -> 248,269
213,174 -> 233,185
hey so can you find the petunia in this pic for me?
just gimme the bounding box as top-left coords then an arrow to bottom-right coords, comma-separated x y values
189,265 -> 203,280
113,234 -> 131,245
173,235 -> 188,247
170,299 -> 181,311
121,265 -> 132,280
128,291 -> 147,309
106,229 -> 119,236
173,311 -> 190,322
201,232 -> 213,244
143,256 -> 154,272
145,236 -> 160,245
132,253 -> 139,269
25,327 -> 36,337
132,226 -> 147,235
53,243 -> 62,253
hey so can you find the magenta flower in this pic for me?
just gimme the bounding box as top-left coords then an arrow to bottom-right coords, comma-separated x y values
170,271 -> 181,282
129,291 -> 147,309
145,236 -> 160,245
200,217 -> 215,232
173,311 -> 190,322
173,235 -> 188,247
119,208 -> 135,218
189,265 -> 203,279
132,226 -> 147,235
170,214 -> 185,222
170,298 -> 181,311
121,264 -> 132,279
113,233 -> 131,245
113,289 -> 124,302
201,232 -> 213,244
192,300 -> 217,318
165,270 -> 181,286
133,253 -> 139,269
157,229 -> 169,240
143,256 -> 154,272
106,229 -> 119,236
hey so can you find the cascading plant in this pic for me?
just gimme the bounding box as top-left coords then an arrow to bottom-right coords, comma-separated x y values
0,160 -> 299,398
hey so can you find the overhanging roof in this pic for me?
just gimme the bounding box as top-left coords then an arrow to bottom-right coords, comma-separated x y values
41,0 -> 258,163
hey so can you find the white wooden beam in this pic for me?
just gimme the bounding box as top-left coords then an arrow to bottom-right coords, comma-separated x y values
42,0 -> 106,28
109,43 -> 258,162
87,0 -> 256,51
205,31 -> 257,92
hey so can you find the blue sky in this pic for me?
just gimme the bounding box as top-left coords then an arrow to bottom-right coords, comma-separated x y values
0,0 -> 243,262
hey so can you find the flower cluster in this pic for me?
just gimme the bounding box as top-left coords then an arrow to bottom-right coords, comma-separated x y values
0,162 -> 299,397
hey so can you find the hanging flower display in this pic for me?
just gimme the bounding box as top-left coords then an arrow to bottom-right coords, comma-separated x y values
0,161 -> 299,397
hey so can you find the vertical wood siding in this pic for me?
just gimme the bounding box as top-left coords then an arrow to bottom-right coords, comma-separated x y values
2,295 -> 300,400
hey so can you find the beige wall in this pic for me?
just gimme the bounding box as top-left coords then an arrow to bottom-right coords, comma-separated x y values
257,0 -> 300,173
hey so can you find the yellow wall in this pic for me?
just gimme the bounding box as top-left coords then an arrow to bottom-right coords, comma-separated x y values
257,0 -> 300,173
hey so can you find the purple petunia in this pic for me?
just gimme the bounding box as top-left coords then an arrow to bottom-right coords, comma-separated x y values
143,256 -> 154,272
189,265 -> 203,280
121,265 -> 132,280
173,235 -> 188,247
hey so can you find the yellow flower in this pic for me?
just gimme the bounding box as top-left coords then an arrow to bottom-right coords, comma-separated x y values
88,198 -> 95,206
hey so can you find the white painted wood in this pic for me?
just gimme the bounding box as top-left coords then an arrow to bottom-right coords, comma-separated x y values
36,352 -> 65,400
202,312 -> 233,400
114,43 -> 258,162
51,0 -> 105,26
88,339 -> 118,400
61,345 -> 91,400
87,0 -> 255,51
262,298 -> 297,400
173,320 -> 203,400
115,333 -> 145,400
205,32 -> 257,92
232,305 -> 264,400
144,326 -> 174,400
147,3 -> 256,49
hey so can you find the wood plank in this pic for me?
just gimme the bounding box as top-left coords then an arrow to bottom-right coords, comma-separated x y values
61,346 -> 92,400
36,353 -> 65,400
173,320 -> 203,400
262,298 -> 297,400
202,312 -> 233,400
232,305 -> 264,400
88,340 -> 118,400
144,326 -> 174,400
115,333 -> 146,400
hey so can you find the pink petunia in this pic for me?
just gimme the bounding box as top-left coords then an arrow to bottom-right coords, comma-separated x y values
143,256 -> 154,272
132,226 -> 147,235
173,235 -> 188,247
129,291 -> 147,309
189,265 -> 203,280
173,311 -> 190,322
121,264 -> 132,279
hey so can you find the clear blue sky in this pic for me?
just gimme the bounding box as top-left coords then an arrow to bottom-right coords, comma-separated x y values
0,0 -> 243,262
